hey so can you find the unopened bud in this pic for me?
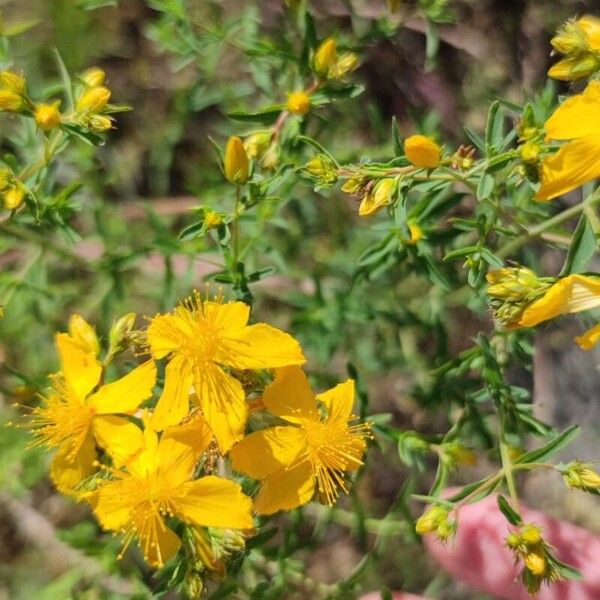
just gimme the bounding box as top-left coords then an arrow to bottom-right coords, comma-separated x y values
76,86 -> 111,112
314,37 -> 337,78
358,178 -> 397,216
204,210 -> 222,229
35,102 -> 61,131
519,141 -> 541,163
244,131 -> 271,159
520,524 -> 542,545
548,54 -> 600,81
3,182 -> 26,210
109,312 -> 136,352
415,505 -> 448,535
405,134 -> 441,168
286,90 -> 311,116
88,114 -> 113,132
69,314 -> 100,355
562,461 -> 600,491
329,52 -> 359,79
0,71 -> 26,95
80,67 -> 106,88
0,91 -> 24,112
524,552 -> 546,576
224,136 -> 249,184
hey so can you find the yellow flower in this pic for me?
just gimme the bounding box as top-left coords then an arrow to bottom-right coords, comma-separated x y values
29,320 -> 156,494
314,38 -> 337,77
537,81 -> 600,200
286,90 -> 311,116
223,136 -> 249,184
80,67 -> 106,88
3,182 -> 26,210
34,102 -> 61,131
517,274 -> 600,328
91,417 -> 253,567
404,134 -> 441,168
146,293 -> 305,451
406,222 -> 424,245
76,86 -> 111,113
229,366 -> 370,514
358,178 -> 397,216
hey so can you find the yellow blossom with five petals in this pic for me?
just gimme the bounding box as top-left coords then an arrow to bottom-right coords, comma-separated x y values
146,293 -> 305,451
230,366 -> 370,515
29,318 -> 156,494
91,416 -> 253,567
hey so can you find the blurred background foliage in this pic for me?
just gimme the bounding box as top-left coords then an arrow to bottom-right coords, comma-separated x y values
1,0 -> 599,598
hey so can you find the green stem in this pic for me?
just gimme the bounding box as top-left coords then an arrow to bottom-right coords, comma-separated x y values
497,188 -> 600,259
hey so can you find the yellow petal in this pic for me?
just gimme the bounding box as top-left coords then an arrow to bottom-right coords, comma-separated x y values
88,360 -> 156,415
146,312 -> 191,359
93,478 -> 137,530
196,364 -> 247,452
261,365 -> 315,420
316,379 -> 355,422
50,433 -> 97,496
174,475 -> 253,529
519,275 -> 600,327
220,324 -> 305,370
230,426 -> 307,479
203,299 -> 250,331
575,323 -> 600,350
145,525 -> 182,568
536,134 -> 600,201
151,355 -> 193,431
254,461 -> 315,515
92,415 -> 144,466
158,415 -> 214,486
544,81 -> 600,140
55,333 -> 102,401
404,134 -> 441,168
358,191 -> 382,216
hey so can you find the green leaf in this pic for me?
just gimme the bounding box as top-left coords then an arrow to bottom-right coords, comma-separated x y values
514,425 -> 580,465
497,494 -> 522,526
76,0 -> 118,8
485,100 -> 503,152
559,213 -> 598,276
476,173 -> 495,201
52,49 -> 74,111
227,107 -> 283,125
391,116 -> 403,156
553,559 -> 583,581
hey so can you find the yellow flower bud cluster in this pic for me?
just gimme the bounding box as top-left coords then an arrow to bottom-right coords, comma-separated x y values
505,523 -> 563,595
486,267 -> 553,327
74,67 -> 114,133
0,167 -> 27,211
415,505 -> 455,542
313,37 -> 359,81
302,155 -> 338,187
0,70 -> 27,113
561,460 -> 600,492
548,15 -> 600,81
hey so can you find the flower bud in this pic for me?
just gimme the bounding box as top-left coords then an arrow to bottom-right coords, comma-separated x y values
0,91 -> 25,112
415,505 -> 448,535
244,131 -> 271,159
68,314 -> 100,355
108,312 -> 136,352
329,52 -> 359,79
404,134 -> 441,168
286,90 -> 311,116
341,177 -> 363,194
406,223 -> 424,246
314,37 -> 337,78
442,441 -> 477,466
204,210 -> 223,229
303,155 -> 337,185
224,136 -> 249,184
0,169 -> 11,192
486,267 -> 541,301
35,102 -> 61,131
519,141 -> 541,164
0,71 -> 26,95
520,524 -> 542,545
260,143 -> 280,171
3,182 -> 26,210
562,460 -> 600,491
88,114 -> 113,132
548,54 -> 600,81
76,86 -> 111,112
80,67 -> 106,88
358,178 -> 397,216
524,552 -> 546,576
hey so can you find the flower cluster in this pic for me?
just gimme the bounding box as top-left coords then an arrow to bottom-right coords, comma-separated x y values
506,523 -> 566,594
21,294 -> 371,580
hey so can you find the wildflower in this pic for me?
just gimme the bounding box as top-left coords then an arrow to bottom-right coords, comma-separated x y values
244,131 -> 271,159
28,318 -> 156,494
229,366 -> 371,514
76,86 -> 111,113
80,67 -> 106,88
3,181 -> 26,210
0,70 -> 26,112
406,222 -> 424,245
91,417 -> 253,567
223,136 -> 249,184
146,292 -> 305,450
358,178 -> 397,216
536,81 -> 600,200
314,38 -> 337,78
548,16 -> 600,81
415,505 -> 455,541
561,460 -> 600,491
286,90 -> 311,116
34,102 -> 61,131
404,134 -> 441,168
